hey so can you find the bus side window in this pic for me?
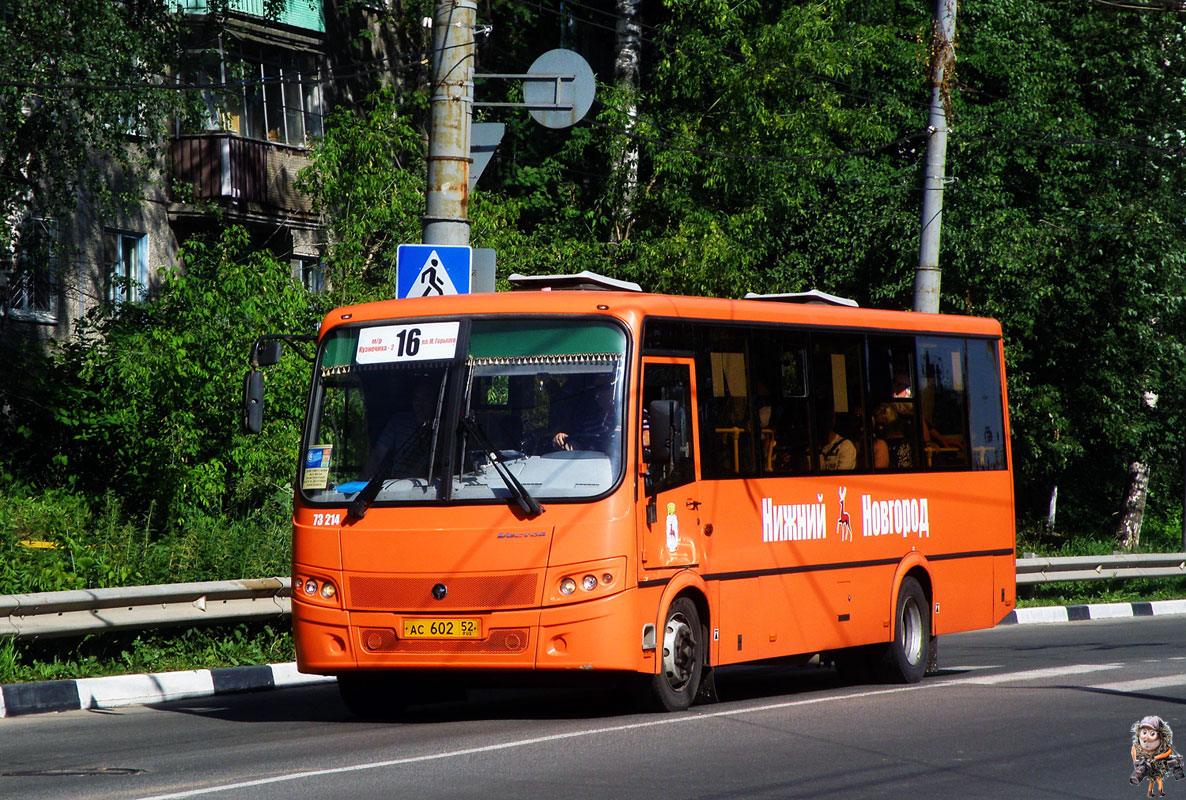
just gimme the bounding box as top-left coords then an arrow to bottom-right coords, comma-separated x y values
868,337 -> 919,472
643,362 -> 695,495
761,338 -> 810,475
811,335 -> 866,472
966,338 -> 1007,470
703,332 -> 753,478
918,337 -> 970,469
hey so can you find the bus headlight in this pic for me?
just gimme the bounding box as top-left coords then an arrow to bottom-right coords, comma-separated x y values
294,575 -> 341,607
545,558 -> 626,605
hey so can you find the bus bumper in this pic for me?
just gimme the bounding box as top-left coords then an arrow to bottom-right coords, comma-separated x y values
293,588 -> 652,675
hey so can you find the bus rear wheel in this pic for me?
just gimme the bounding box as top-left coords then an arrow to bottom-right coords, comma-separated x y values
645,597 -> 704,712
877,577 -> 930,683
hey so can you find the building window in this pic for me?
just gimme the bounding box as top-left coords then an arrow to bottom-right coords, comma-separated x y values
3,218 -> 59,323
293,256 -> 325,293
105,231 -> 148,304
195,39 -> 324,147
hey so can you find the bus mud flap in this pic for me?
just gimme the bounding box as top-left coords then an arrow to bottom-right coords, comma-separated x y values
695,665 -> 719,704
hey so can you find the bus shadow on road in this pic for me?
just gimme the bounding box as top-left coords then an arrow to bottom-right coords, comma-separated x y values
154,661 -> 983,726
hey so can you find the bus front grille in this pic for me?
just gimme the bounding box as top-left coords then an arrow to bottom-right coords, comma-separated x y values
348,573 -> 539,611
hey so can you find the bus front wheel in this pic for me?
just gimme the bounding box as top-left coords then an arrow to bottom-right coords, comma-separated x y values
647,596 -> 704,712
878,577 -> 930,683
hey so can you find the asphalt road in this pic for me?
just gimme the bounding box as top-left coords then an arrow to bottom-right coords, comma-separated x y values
2,616 -> 1185,799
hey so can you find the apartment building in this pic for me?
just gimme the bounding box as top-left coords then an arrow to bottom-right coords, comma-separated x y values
4,0 -> 332,340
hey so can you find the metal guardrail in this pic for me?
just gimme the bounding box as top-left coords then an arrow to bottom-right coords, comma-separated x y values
1014,553 -> 1186,586
1,555 -> 1185,639
0,578 -> 290,639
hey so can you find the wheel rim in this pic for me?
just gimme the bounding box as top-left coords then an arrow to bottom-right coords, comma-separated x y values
900,597 -> 923,666
662,613 -> 697,691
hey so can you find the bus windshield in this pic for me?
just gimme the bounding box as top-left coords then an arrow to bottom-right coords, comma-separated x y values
300,317 -> 628,506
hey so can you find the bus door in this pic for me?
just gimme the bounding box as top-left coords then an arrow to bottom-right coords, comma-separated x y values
640,358 -> 702,570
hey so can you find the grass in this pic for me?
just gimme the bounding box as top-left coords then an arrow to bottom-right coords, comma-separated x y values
0,483 -> 291,594
0,622 -> 294,685
0,480 -> 294,685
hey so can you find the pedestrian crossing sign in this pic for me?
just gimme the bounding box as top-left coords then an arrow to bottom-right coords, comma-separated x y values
397,244 -> 472,299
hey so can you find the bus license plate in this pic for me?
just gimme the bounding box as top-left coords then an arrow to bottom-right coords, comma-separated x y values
402,618 -> 481,639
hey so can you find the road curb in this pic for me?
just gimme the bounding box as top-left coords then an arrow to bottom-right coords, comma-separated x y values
0,662 -> 334,719
1001,598 -> 1186,625
4,599 -> 1186,718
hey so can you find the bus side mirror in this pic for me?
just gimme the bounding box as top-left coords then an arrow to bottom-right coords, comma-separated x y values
242,369 -> 264,434
646,399 -> 681,464
252,339 -> 283,367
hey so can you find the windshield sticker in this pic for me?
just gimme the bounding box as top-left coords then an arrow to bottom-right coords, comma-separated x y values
355,322 -> 460,364
302,445 -> 332,490
761,487 -> 930,542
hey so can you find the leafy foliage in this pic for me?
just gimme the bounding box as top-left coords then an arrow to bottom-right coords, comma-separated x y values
5,227 -> 318,534
296,87 -> 427,306
0,1 -> 198,273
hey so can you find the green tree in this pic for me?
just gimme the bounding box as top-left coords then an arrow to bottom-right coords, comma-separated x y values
296,87 -> 426,307
0,1 -> 200,316
946,1 -> 1186,539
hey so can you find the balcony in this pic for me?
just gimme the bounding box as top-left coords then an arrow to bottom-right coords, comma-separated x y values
169,133 -> 313,221
176,0 -> 324,33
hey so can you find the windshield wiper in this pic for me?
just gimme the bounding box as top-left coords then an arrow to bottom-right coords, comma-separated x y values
460,413 -> 544,517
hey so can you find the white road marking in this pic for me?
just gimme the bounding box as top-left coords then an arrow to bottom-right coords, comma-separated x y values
943,663 -> 1125,686
1089,675 -> 1186,693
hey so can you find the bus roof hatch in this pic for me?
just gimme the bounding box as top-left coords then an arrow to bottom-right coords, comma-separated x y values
743,290 -> 858,307
508,271 -> 643,293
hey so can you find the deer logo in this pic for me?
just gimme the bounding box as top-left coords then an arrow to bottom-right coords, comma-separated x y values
836,486 -> 853,542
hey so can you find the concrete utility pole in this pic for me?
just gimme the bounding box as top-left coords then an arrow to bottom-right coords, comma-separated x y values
913,0 -> 956,314
424,0 -> 476,247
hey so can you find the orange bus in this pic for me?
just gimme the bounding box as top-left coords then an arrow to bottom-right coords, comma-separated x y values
247,279 -> 1014,716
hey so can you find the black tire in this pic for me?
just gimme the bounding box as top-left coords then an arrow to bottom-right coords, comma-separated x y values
336,672 -> 410,720
646,596 -> 704,712
877,577 -> 931,683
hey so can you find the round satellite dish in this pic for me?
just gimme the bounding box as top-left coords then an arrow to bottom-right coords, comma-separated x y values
524,49 -> 596,129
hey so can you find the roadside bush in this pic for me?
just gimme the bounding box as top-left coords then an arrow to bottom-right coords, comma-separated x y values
28,226 -> 316,530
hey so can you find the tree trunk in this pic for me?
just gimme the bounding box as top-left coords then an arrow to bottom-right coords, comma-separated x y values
1046,484 -> 1058,532
609,0 -> 642,245
1115,460 -> 1150,551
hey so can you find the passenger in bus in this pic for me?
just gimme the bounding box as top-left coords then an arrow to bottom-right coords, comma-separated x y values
892,372 -> 956,451
872,403 -> 913,470
552,375 -> 617,452
818,414 -> 856,471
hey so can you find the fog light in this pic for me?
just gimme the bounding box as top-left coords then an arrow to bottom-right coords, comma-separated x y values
601,573 -> 614,585
320,582 -> 336,599
581,575 -> 598,592
303,579 -> 318,595
559,578 -> 576,595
